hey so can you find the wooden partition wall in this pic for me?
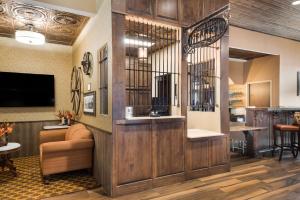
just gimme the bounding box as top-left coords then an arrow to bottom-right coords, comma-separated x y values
106,0 -> 230,197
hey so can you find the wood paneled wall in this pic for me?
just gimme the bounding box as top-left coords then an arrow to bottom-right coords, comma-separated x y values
111,0 -> 229,27
7,120 -> 59,157
85,125 -> 113,195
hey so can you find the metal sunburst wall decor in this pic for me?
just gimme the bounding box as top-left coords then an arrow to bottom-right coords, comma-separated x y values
81,52 -> 93,76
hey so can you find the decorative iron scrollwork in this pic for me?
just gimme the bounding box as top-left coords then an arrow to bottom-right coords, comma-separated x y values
189,18 -> 227,48
183,6 -> 230,55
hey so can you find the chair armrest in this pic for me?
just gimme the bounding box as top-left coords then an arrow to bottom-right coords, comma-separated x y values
40,139 -> 94,154
39,129 -> 67,145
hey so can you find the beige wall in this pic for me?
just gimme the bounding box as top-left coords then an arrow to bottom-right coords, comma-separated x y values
0,37 -> 73,122
244,55 -> 280,107
229,61 -> 244,84
230,26 -> 300,107
72,0 -> 112,132
31,0 -> 99,16
229,56 -> 280,107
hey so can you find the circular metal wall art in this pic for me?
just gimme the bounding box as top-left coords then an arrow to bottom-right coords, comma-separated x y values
81,52 -> 93,76
71,66 -> 83,116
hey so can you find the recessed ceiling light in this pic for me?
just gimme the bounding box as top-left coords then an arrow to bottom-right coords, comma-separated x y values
292,1 -> 300,5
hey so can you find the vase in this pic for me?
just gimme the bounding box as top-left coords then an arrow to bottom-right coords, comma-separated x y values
0,133 -> 8,147
61,117 -> 65,125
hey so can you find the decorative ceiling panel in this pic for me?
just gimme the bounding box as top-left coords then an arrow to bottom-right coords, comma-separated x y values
0,0 -> 89,45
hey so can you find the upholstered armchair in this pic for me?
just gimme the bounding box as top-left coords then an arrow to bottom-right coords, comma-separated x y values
39,123 -> 94,180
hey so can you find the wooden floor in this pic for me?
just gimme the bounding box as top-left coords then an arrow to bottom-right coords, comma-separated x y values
46,155 -> 300,200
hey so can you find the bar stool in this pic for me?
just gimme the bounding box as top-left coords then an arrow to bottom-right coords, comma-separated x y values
273,124 -> 299,161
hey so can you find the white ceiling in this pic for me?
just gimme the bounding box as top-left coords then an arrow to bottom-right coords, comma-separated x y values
22,0 -> 98,16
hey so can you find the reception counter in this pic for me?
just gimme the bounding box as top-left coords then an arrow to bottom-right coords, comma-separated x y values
111,117 -> 230,196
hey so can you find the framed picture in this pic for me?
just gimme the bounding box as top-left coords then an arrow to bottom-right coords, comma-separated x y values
83,91 -> 96,116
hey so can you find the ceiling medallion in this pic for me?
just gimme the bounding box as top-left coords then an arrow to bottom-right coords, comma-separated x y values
53,14 -> 79,25
0,2 -> 6,14
12,5 -> 47,22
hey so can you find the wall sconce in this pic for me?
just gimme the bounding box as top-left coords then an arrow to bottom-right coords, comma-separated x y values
138,47 -> 148,59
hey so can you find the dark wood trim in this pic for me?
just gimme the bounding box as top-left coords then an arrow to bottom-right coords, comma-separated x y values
152,172 -> 185,188
185,164 -> 230,180
181,27 -> 188,117
113,179 -> 153,197
112,13 -> 126,121
220,30 -> 229,135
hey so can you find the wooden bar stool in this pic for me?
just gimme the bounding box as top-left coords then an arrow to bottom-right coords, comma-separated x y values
273,124 -> 299,161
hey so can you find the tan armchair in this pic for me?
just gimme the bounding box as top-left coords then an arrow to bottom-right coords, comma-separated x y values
39,123 -> 94,179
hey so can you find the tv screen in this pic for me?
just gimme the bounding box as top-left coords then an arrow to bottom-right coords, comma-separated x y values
0,72 -> 55,107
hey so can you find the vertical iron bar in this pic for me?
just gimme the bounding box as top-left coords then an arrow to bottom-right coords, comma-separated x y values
177,29 -> 180,107
133,19 -> 136,108
162,26 -> 165,112
166,27 -> 169,114
128,19 -> 131,106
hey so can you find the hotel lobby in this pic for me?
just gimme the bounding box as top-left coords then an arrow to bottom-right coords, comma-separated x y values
1,0 -> 300,200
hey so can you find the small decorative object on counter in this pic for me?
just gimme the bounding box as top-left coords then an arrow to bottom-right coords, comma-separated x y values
0,122 -> 14,147
56,110 -> 75,126
125,106 -> 133,119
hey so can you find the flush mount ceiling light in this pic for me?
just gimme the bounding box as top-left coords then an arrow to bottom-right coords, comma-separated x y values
292,0 -> 300,5
15,24 -> 45,45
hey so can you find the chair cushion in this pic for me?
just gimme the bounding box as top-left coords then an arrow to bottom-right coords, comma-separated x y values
65,123 -> 92,140
274,124 -> 299,132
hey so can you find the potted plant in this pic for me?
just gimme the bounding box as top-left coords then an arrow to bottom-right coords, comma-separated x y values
0,122 -> 14,147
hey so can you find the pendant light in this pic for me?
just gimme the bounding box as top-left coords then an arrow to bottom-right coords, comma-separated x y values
15,24 -> 45,45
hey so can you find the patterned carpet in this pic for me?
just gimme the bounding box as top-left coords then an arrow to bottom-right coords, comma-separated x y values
0,156 -> 98,200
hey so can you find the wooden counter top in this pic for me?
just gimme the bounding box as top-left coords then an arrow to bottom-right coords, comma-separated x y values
187,129 -> 224,140
115,115 -> 186,125
230,126 -> 267,133
246,107 -> 300,112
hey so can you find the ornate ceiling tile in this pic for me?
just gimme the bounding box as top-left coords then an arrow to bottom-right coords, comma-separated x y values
0,0 -> 89,45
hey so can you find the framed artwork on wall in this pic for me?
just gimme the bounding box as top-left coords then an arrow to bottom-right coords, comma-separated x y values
83,91 -> 96,116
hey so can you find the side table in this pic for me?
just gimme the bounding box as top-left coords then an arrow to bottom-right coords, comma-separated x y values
0,143 -> 21,176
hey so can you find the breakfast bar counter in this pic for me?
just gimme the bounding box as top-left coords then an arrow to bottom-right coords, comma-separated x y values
246,107 -> 300,154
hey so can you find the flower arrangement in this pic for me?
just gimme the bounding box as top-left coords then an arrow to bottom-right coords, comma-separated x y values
56,110 -> 74,125
0,122 -> 14,147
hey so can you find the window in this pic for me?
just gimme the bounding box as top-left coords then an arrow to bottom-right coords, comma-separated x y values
99,44 -> 108,115
189,59 -> 216,112
125,16 -> 181,117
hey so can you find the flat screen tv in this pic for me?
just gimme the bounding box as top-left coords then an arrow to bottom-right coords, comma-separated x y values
0,72 -> 55,107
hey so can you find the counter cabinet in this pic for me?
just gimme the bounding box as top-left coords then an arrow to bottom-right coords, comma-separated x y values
113,118 -> 185,196
185,135 -> 230,180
